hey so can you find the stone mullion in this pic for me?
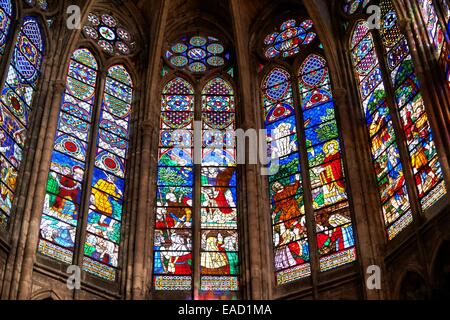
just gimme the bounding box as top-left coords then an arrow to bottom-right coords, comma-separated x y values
72,71 -> 106,300
192,87 -> 202,299
291,73 -> 320,299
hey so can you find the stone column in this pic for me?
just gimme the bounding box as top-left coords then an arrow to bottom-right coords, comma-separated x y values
131,121 -> 154,300
15,80 -> 66,300
229,0 -> 266,299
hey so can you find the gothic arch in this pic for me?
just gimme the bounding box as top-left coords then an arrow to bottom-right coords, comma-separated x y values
31,289 -> 62,300
396,270 -> 429,300
430,240 -> 450,299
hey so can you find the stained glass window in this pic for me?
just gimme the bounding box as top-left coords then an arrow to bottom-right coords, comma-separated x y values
380,0 -> 446,211
38,48 -> 133,282
347,1 -> 447,240
200,77 -> 239,296
264,18 -> 317,59
153,76 -> 240,299
342,0 -> 370,15
417,0 -> 445,55
24,0 -> 48,10
0,16 -> 45,228
440,0 -> 450,82
350,21 -> 413,239
165,36 -> 231,73
262,18 -> 356,286
39,49 -> 98,265
83,12 -> 135,56
0,0 -> 13,60
154,78 -> 195,291
299,54 -> 356,271
83,65 -> 133,281
262,68 -> 310,285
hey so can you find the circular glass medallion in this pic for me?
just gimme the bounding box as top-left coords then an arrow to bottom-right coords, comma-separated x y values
264,33 -> 278,45
83,26 -> 98,40
190,36 -> 207,47
188,48 -> 207,60
207,56 -> 225,67
171,55 -> 188,67
99,40 -> 114,54
207,43 -> 224,54
265,47 -> 279,59
116,41 -> 130,55
101,14 -> 117,27
117,27 -> 131,43
189,62 -> 206,73
172,43 -> 187,54
87,13 -> 100,26
99,26 -> 116,41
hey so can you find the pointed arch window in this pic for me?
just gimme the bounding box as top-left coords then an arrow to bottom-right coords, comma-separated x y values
380,0 -> 446,209
347,0 -> 447,239
262,18 -> 357,286
0,15 -> 45,228
153,75 -> 240,298
38,48 -> 134,282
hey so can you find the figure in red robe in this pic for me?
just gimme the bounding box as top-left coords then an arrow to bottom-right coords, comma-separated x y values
52,166 -> 83,212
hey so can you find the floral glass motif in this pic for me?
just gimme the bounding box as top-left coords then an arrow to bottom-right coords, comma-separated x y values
83,12 -> 134,56
0,16 -> 44,228
83,65 -> 133,281
342,0 -> 370,15
200,78 -> 239,297
298,54 -> 356,272
39,49 -> 98,265
263,68 -> 311,285
380,0 -> 446,213
165,36 -> 231,73
154,78 -> 195,291
0,0 -> 13,59
417,0 -> 445,56
350,21 -> 413,240
264,18 -> 317,59
24,0 -> 48,10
